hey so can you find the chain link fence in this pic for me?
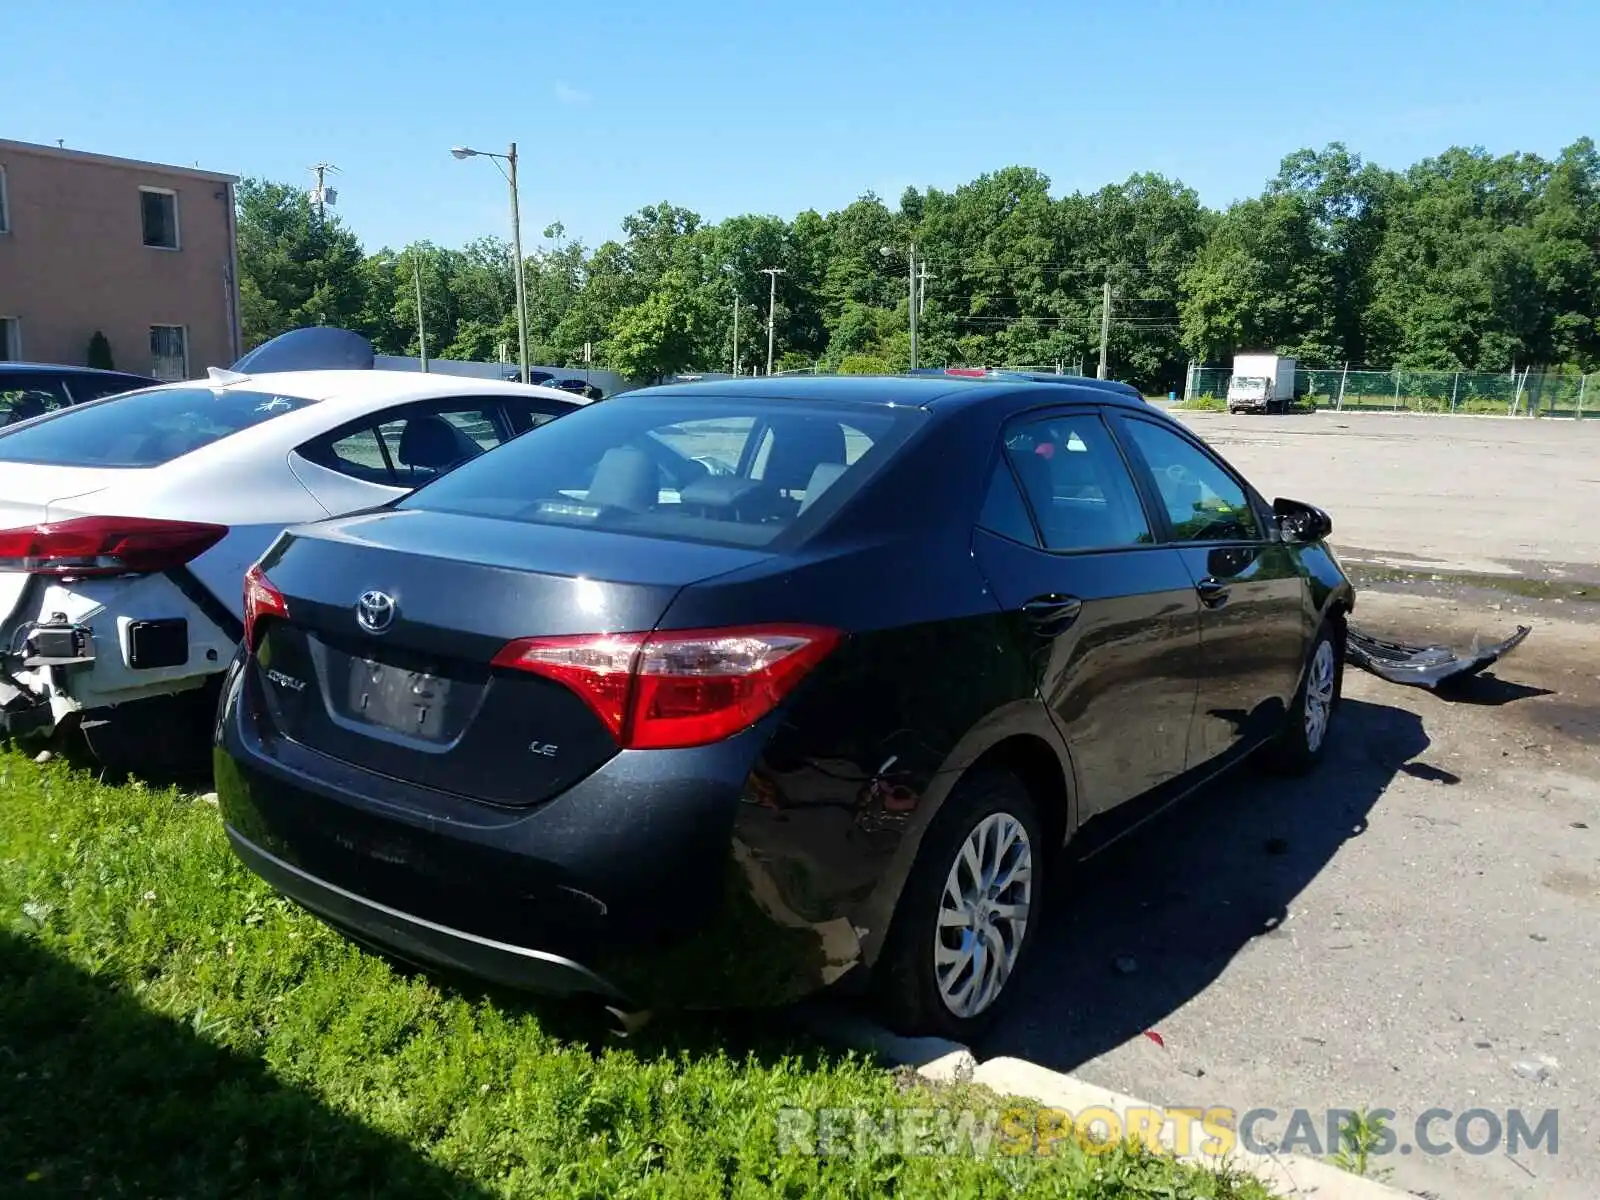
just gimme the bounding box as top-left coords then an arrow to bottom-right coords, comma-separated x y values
1186,365 -> 1594,417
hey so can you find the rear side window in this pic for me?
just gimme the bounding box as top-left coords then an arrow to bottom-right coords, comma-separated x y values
0,376 -> 71,427
504,399 -> 568,436
400,396 -> 924,548
977,459 -> 1039,545
1001,412 -> 1152,551
0,386 -> 315,467
299,401 -> 534,489
63,374 -> 154,404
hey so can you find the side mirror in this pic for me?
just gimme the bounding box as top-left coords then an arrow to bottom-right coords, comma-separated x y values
1274,497 -> 1333,543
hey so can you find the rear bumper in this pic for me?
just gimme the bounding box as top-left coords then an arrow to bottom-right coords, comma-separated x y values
215,654 -> 858,1009
0,569 -> 235,735
226,824 -> 627,1000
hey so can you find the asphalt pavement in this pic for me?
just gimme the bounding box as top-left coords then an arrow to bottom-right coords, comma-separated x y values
976,589 -> 1600,1199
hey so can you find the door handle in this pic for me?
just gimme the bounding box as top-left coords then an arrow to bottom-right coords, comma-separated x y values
1021,594 -> 1083,633
1195,576 -> 1230,607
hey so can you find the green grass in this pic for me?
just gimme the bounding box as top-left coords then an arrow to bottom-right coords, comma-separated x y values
0,750 -> 1276,1198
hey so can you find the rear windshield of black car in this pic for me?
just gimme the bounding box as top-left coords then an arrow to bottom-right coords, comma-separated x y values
0,387 -> 316,468
400,395 -> 925,548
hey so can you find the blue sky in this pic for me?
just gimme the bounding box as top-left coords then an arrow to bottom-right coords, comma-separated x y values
8,0 -> 1597,254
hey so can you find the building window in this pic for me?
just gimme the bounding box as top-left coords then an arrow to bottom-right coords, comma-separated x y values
150,325 -> 188,380
0,166 -> 9,234
140,187 -> 179,249
0,317 -> 19,360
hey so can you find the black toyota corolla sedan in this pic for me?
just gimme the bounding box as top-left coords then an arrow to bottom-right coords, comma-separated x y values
215,376 -> 1354,1036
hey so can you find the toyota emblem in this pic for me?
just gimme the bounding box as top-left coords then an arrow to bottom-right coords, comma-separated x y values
355,590 -> 397,634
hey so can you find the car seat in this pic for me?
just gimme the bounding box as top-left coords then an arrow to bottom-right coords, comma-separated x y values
586,446 -> 659,512
397,415 -> 483,477
759,418 -> 847,512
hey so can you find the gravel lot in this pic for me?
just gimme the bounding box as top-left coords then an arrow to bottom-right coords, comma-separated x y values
976,411 -> 1600,1199
1168,409 -> 1600,584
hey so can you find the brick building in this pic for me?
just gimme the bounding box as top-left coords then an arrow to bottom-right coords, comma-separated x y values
0,138 -> 240,378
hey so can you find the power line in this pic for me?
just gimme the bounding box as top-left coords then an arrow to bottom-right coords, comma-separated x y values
950,315 -> 1182,329
944,313 -> 1180,324
936,294 -> 1181,305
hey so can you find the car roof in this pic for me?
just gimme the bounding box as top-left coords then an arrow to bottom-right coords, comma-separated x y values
199,368 -> 588,409
0,362 -> 155,379
627,374 -> 1153,413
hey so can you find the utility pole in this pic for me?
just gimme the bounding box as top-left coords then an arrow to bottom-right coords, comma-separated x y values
1097,280 -> 1112,379
761,267 -> 784,375
731,294 -> 740,376
413,254 -> 429,372
908,243 -> 919,370
308,162 -> 340,222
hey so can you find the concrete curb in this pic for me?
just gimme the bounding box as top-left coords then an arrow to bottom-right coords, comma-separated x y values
972,1056 -> 1411,1200
797,1006 -> 1409,1199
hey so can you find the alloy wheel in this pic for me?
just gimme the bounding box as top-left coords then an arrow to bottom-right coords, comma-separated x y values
1303,638 -> 1336,753
934,811 -> 1033,1018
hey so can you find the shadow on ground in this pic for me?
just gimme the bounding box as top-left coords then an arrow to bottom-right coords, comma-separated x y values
975,696 -> 1424,1072
1435,670 -> 1554,706
0,931 -> 486,1199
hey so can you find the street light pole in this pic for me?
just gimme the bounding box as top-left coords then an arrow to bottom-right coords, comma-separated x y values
731,294 -> 740,376
761,266 -> 784,375
506,143 -> 530,385
451,143 -> 531,384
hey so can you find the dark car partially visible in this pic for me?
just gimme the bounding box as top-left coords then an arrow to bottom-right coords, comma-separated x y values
0,363 -> 161,426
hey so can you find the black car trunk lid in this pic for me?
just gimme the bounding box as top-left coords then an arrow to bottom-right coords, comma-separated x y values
249,509 -> 769,806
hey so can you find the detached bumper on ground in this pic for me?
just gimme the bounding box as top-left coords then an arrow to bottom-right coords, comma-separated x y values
1345,623 -> 1531,689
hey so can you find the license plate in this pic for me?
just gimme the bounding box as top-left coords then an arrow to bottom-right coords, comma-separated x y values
346,658 -> 450,741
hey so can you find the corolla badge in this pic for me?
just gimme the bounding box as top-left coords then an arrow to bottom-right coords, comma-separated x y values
355,590 -> 397,634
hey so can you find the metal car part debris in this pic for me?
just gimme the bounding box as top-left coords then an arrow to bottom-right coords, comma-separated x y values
1345,623 -> 1532,689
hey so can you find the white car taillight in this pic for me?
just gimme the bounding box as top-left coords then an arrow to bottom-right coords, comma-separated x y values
0,516 -> 227,578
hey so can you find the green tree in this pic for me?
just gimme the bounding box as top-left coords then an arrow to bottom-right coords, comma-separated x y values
85,331 -> 114,370
607,269 -> 712,381
1364,148 -> 1549,369
1180,191 -> 1338,364
236,179 -> 367,348
1268,144 -> 1395,364
838,353 -> 892,375
1530,138 -> 1600,371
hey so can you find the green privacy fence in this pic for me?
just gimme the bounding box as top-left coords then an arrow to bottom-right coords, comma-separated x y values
1186,366 -> 1594,417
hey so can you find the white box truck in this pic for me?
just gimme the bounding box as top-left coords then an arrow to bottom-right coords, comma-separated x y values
1226,354 -> 1297,413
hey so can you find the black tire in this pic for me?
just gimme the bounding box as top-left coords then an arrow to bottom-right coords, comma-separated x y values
1261,621 -> 1342,775
872,769 -> 1045,1039
78,679 -> 222,780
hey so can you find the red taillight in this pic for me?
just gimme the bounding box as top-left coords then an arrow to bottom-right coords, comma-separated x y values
492,624 -> 842,749
0,516 -> 227,577
242,564 -> 289,652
